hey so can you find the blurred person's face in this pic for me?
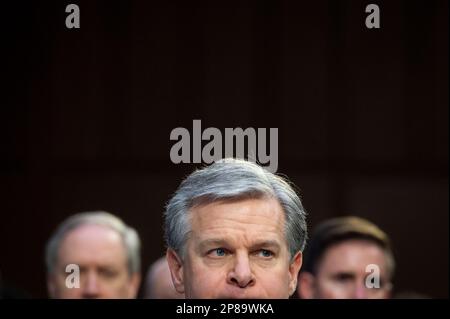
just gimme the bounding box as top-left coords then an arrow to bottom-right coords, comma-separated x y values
145,259 -> 184,299
167,197 -> 302,299
47,224 -> 141,299
298,239 -> 392,299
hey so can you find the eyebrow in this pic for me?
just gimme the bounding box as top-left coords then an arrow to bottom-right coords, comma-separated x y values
198,238 -> 281,251
251,240 -> 282,251
199,239 -> 227,247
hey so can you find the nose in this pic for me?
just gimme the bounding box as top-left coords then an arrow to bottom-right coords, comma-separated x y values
82,271 -> 101,298
227,253 -> 255,289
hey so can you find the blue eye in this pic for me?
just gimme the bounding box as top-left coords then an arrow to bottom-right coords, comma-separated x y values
259,250 -> 273,258
214,248 -> 226,256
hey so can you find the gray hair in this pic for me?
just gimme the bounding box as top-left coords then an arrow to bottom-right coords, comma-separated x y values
45,211 -> 141,274
164,158 -> 307,260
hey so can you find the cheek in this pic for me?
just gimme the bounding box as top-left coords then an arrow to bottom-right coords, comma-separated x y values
54,275 -> 72,297
56,281 -> 82,298
317,279 -> 348,298
102,274 -> 132,291
189,269 -> 222,298
255,267 -> 290,297
186,262 -> 226,298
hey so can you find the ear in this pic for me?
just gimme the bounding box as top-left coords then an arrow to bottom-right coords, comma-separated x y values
297,271 -> 315,299
288,251 -> 303,296
166,248 -> 185,294
127,272 -> 142,298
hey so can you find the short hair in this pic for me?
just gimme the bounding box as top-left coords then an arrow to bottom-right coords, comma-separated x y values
302,216 -> 395,280
164,158 -> 308,260
45,211 -> 141,275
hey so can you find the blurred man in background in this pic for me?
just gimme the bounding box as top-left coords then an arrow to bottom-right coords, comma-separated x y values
143,256 -> 184,298
45,211 -> 141,298
297,216 -> 394,299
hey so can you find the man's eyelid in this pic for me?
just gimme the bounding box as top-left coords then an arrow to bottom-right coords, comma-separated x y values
257,249 -> 275,256
207,247 -> 229,255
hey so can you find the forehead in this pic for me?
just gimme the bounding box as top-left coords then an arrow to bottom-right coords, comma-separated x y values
188,197 -> 286,244
58,224 -> 127,265
318,239 -> 388,274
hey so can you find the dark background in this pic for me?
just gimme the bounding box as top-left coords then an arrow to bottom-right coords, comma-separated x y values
1,0 -> 448,298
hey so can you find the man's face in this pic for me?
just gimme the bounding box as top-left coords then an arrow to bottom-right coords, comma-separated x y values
47,224 -> 140,299
298,239 -> 391,299
145,259 -> 185,299
167,197 -> 302,299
